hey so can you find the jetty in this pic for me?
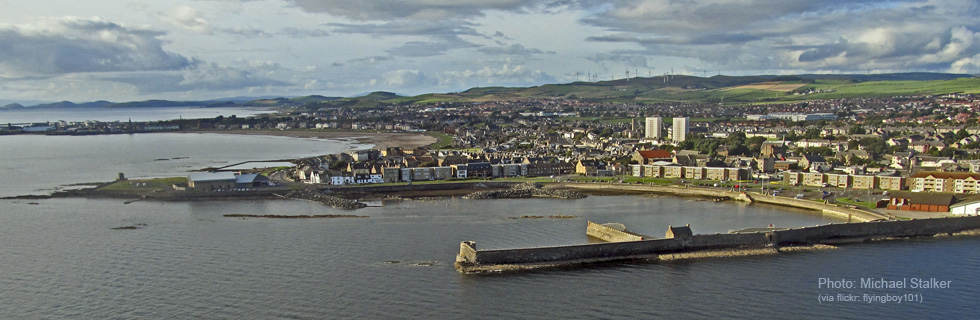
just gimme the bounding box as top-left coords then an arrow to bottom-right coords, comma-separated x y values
455,216 -> 980,273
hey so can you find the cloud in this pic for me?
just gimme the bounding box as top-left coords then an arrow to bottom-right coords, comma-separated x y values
280,27 -> 330,38
98,62 -> 292,96
0,17 -> 194,76
587,53 -> 650,68
580,0 -> 980,73
478,44 -> 553,56
383,69 -> 436,87
284,0 -> 556,20
347,56 -> 392,65
331,20 -> 484,57
159,6 -> 212,34
438,62 -> 556,88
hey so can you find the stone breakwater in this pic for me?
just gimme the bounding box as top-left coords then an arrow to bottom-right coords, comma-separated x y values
463,183 -> 586,200
278,190 -> 367,209
456,216 -> 980,273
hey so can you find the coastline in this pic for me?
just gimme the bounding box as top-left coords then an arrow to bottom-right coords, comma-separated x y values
193,129 -> 437,150
36,179 -> 888,223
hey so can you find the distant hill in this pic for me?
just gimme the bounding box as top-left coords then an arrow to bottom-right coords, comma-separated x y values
28,101 -> 114,109
7,72 -> 977,110
107,100 -> 203,108
1,103 -> 25,110
386,72 -> 978,105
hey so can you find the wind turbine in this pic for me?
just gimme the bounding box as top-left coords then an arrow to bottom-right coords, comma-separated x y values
625,69 -> 630,82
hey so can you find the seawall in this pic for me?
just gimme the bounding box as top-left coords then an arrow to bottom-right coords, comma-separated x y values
557,183 -> 888,222
456,216 -> 980,273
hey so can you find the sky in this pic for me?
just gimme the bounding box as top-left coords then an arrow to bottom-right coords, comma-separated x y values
1,0 -> 979,103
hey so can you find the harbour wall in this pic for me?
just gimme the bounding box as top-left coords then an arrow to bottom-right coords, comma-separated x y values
558,183 -> 888,222
457,216 -> 980,272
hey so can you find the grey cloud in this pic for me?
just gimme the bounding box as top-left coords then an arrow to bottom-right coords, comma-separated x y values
280,27 -> 330,38
478,44 -> 553,55
102,63 -> 292,95
387,39 -> 477,57
347,56 -> 392,64
0,18 -> 194,75
331,20 -> 484,57
587,53 -> 650,68
285,0 -> 557,20
579,0 -> 980,73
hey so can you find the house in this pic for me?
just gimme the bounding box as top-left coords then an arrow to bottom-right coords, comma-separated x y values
887,192 -> 955,212
576,159 -> 601,175
188,172 -> 237,191
799,155 -> 826,171
665,225 -> 693,240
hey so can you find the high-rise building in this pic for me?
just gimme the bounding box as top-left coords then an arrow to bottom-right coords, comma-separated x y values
672,117 -> 689,142
644,117 -> 662,139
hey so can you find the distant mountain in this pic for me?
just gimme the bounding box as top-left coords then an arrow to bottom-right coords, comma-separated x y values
7,72 -> 977,110
28,101 -> 114,109
106,100 -> 204,108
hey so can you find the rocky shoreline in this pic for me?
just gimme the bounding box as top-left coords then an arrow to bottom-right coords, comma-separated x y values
277,190 -> 367,209
462,183 -> 586,200
224,214 -> 368,219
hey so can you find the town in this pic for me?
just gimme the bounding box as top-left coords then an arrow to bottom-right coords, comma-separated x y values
6,90 -> 980,215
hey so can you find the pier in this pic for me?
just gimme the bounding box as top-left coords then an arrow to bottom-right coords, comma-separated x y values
456,215 -> 980,273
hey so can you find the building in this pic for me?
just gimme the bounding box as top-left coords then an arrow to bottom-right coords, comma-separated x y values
950,199 -> 980,215
851,175 -> 878,190
235,174 -> 270,188
802,172 -> 827,187
644,116 -> 662,139
910,171 -> 980,193
632,149 -> 672,164
825,172 -> 852,188
188,172 -> 237,191
672,117 -> 689,143
887,192 -> 955,212
526,162 -> 573,177
878,175 -> 906,191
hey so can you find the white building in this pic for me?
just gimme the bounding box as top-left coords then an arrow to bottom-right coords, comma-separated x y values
644,116 -> 662,139
951,200 -> 980,215
672,117 -> 689,143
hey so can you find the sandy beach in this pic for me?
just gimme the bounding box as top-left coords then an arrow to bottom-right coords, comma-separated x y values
197,129 -> 438,149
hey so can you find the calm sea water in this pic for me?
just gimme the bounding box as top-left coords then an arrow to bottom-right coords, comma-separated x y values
2,132 -> 979,319
0,106 -> 276,123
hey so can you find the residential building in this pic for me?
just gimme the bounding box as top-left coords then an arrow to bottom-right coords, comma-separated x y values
672,117 -> 689,143
910,171 -> 980,193
645,116 -> 662,139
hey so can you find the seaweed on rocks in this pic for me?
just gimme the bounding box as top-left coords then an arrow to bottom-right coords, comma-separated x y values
463,183 -> 586,200
277,190 -> 367,209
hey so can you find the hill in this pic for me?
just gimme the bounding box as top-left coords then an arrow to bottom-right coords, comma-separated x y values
422,72 -> 979,104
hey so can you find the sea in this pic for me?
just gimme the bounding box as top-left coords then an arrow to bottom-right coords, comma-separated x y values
0,106 -> 276,124
2,115 -> 979,318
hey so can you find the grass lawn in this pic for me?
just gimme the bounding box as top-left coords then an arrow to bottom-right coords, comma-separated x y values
835,197 -> 879,209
